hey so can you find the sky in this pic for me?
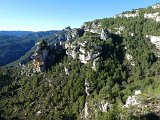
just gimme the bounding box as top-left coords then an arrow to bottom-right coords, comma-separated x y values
0,0 -> 159,31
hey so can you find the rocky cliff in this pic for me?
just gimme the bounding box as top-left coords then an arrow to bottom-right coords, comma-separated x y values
32,40 -> 49,72
32,40 -> 63,72
1,3 -> 160,120
65,29 -> 108,71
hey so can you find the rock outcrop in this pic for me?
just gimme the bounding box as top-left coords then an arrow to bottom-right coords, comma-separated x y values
66,28 -> 84,42
146,35 -> 160,57
65,27 -> 109,70
146,35 -> 160,50
152,4 -> 160,9
123,90 -> 142,108
123,90 -> 160,116
125,53 -> 135,66
82,21 -> 101,34
117,11 -> 139,18
65,39 -> 102,70
32,40 -> 50,72
115,26 -> 125,35
82,22 -> 109,40
84,79 -> 90,96
64,67 -> 70,75
32,40 -> 60,72
64,26 -> 71,31
81,99 -> 112,120
144,12 -> 160,22
93,100 -> 112,113
100,28 -> 109,40
129,32 -> 135,37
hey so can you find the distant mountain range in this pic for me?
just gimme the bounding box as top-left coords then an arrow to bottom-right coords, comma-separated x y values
0,30 -> 67,67
0,31 -> 33,37
1,3 -> 160,120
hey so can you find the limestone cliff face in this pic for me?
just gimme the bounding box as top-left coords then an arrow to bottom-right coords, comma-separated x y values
32,40 -> 50,72
66,28 -> 84,42
81,22 -> 109,40
100,28 -> 109,40
152,3 -> 160,9
65,34 -> 102,71
146,35 -> 160,57
65,26 -> 110,70
81,21 -> 101,34
32,40 -> 62,72
144,12 -> 160,22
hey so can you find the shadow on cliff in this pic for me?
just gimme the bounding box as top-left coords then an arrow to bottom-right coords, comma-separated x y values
46,48 -> 66,71
140,112 -> 159,120
102,33 -> 125,64
131,112 -> 159,120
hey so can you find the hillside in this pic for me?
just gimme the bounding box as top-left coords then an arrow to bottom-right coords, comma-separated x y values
0,31 -> 33,37
0,30 -> 67,67
0,3 -> 160,120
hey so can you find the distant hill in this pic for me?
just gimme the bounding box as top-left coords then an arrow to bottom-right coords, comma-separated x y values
0,30 -> 68,67
0,31 -> 33,37
1,3 -> 160,120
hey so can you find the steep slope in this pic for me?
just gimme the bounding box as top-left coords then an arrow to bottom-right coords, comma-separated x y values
0,35 -> 35,66
0,30 -> 67,67
0,3 -> 160,120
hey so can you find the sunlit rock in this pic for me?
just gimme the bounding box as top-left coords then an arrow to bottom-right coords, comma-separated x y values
144,12 -> 160,22
64,67 -> 69,75
84,79 -> 90,96
125,54 -> 135,66
123,90 -> 141,108
152,4 -> 160,9
146,35 -> 160,50
32,40 -> 49,72
67,28 -> 84,41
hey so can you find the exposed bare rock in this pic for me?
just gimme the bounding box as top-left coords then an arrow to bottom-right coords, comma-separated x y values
83,102 -> 89,120
144,12 -> 160,22
123,90 -> 142,108
31,40 -> 59,72
123,90 -> 160,117
129,32 -> 135,37
67,28 -> 84,41
65,39 -> 102,70
92,57 -> 100,71
115,26 -> 125,35
32,40 -> 50,72
84,79 -> 90,96
65,42 -> 79,59
98,100 -> 112,112
152,3 -> 160,9
125,54 -> 135,66
36,111 -> 42,116
82,21 -> 101,34
117,12 -> 139,18
64,26 -> 71,31
146,35 -> 160,50
100,28 -> 109,40
64,67 -> 69,75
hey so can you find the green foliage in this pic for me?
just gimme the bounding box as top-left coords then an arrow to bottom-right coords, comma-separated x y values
1,4 -> 160,120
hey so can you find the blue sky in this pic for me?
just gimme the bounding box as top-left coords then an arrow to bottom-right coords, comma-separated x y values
0,0 -> 159,31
